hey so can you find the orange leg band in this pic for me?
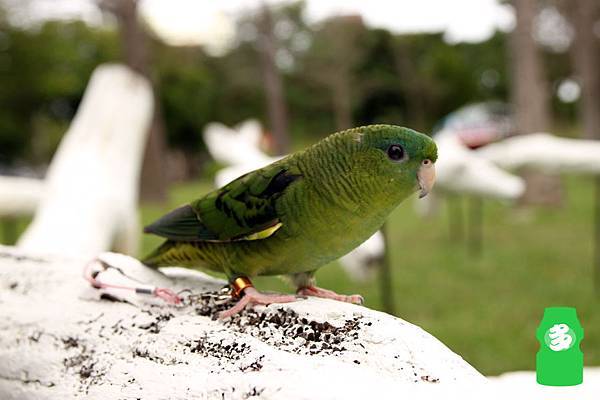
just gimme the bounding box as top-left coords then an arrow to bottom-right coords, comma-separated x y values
231,276 -> 253,298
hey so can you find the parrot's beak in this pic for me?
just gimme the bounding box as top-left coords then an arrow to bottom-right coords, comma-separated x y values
417,159 -> 435,198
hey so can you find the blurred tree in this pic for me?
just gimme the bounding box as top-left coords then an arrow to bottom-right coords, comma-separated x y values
510,0 -> 551,133
356,30 -> 509,133
0,13 -> 118,167
263,1 -> 336,141
211,42 -> 264,127
153,45 -> 219,178
566,0 -> 600,293
568,0 -> 600,140
304,15 -> 366,131
511,0 -> 562,206
392,36 -> 428,130
98,0 -> 168,203
257,4 -> 290,154
533,3 -> 577,127
0,0 -> 580,175
354,28 -> 408,127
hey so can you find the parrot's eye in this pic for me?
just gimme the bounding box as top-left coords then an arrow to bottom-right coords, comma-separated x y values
387,144 -> 406,161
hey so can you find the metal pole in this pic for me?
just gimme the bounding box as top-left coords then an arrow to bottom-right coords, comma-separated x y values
468,197 -> 483,257
595,177 -> 600,296
379,222 -> 396,315
447,195 -> 464,243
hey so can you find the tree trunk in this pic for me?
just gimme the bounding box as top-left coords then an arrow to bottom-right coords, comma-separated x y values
394,44 -> 426,131
568,0 -> 600,294
113,0 -> 147,75
317,16 -> 363,132
258,5 -> 290,154
510,0 -> 551,134
100,0 -> 168,203
510,0 -> 561,206
139,105 -> 168,203
570,0 -> 600,140
331,74 -> 353,131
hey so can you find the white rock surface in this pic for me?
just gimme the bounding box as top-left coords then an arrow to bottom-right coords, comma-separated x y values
476,133 -> 600,175
0,176 -> 43,217
17,64 -> 153,257
487,369 -> 600,400
0,246 -> 485,399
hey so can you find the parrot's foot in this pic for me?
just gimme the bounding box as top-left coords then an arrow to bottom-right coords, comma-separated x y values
296,286 -> 364,305
219,287 -> 298,319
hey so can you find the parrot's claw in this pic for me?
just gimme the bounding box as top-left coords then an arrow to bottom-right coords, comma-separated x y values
296,286 -> 364,305
219,287 -> 298,319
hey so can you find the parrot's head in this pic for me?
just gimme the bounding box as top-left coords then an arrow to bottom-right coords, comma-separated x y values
346,124 -> 438,199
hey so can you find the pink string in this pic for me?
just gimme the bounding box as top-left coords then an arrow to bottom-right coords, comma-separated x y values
84,259 -> 182,305
154,287 -> 182,304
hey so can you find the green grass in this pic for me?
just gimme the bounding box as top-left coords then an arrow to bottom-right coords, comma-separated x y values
0,216 -> 31,245
2,176 -> 598,375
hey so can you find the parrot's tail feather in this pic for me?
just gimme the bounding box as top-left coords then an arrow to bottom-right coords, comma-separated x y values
141,240 -> 213,271
141,240 -> 177,269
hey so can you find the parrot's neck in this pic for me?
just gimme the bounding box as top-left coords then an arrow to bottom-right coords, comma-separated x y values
302,136 -> 414,217
289,141 -> 414,249
268,140 -> 416,272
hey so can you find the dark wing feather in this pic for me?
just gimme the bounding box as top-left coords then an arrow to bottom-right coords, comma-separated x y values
143,204 -> 219,241
143,162 -> 302,242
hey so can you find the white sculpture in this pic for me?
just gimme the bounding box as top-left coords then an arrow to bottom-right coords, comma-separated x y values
434,132 -> 525,199
17,64 -> 154,258
215,156 -> 283,188
415,131 -> 526,216
476,133 -> 600,175
426,129 -> 600,204
202,119 -> 269,166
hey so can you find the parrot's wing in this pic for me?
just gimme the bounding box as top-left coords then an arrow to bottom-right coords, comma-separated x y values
144,163 -> 302,242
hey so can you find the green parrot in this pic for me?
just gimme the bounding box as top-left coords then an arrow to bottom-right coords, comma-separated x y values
143,124 -> 437,317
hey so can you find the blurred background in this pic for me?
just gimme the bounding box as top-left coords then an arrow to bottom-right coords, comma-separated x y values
0,0 -> 598,376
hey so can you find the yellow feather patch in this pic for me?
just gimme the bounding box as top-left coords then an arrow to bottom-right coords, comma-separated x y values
240,222 -> 282,241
